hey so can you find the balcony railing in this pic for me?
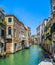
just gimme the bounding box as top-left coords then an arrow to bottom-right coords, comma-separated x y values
21,35 -> 26,40
0,36 -> 5,43
6,35 -> 12,39
53,10 -> 55,14
46,33 -> 52,40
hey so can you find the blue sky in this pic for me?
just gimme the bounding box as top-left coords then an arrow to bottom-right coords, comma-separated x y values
0,0 -> 50,35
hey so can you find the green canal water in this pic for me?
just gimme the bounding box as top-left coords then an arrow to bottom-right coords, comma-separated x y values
0,45 -> 44,65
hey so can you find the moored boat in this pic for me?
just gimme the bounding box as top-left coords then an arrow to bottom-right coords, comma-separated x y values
38,53 -> 53,65
24,45 -> 30,49
38,61 -> 53,65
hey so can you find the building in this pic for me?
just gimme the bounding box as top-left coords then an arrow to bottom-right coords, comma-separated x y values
25,26 -> 31,47
19,22 -> 26,49
43,18 -> 52,52
36,25 -> 42,45
36,0 -> 55,61
51,0 -> 55,59
0,8 -> 31,54
41,19 -> 48,46
0,8 -> 6,56
40,0 -> 55,60
5,15 -> 24,53
31,35 -> 37,45
5,14 -> 31,53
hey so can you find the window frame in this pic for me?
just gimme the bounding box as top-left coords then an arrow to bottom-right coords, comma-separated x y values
8,27 -> 12,35
8,18 -> 12,23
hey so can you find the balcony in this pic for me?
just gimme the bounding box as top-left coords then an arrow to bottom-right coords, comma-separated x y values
52,10 -> 55,14
51,23 -> 55,33
0,36 -> 5,43
6,35 -> 12,39
46,33 -> 52,40
21,35 -> 26,40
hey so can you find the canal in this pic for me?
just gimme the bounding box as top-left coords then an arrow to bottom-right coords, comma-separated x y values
0,45 -> 44,65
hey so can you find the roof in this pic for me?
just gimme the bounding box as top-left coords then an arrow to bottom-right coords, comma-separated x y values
5,14 -> 24,26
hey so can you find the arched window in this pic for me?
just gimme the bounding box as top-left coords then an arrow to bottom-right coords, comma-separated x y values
8,27 -> 11,35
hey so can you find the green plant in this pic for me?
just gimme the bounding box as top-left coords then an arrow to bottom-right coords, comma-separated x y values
0,20 -> 5,25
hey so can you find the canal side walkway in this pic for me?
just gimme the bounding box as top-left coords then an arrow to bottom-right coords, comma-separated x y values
0,45 -> 44,65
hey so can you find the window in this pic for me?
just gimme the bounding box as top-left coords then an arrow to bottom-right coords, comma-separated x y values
53,6 -> 55,10
1,43 -> 3,48
0,15 -> 2,20
14,29 -> 16,38
52,41 -> 55,48
8,27 -> 11,35
53,4 -> 55,12
8,18 -> 12,22
0,13 -> 2,20
14,19 -> 16,24
1,30 -> 4,36
51,23 -> 55,32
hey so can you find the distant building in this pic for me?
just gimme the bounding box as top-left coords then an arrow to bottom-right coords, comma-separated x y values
41,19 -> 48,46
36,25 -> 42,45
25,26 -> 31,46
31,35 -> 37,44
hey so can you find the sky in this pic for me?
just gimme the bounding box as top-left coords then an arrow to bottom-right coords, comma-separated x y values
0,0 -> 50,35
